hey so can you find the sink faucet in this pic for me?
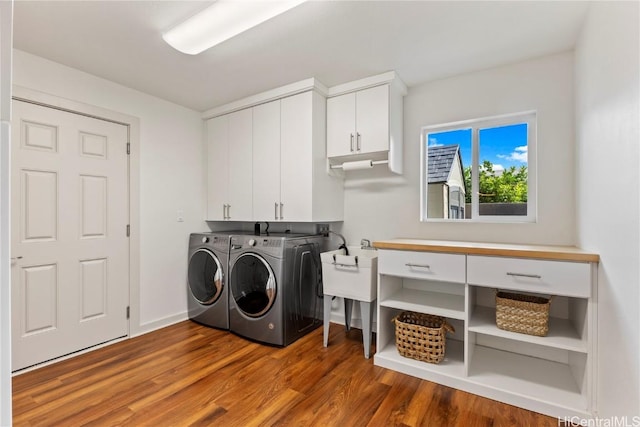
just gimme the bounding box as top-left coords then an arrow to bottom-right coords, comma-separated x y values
327,230 -> 349,256
361,239 -> 374,250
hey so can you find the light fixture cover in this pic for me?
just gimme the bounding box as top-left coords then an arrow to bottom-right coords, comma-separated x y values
163,0 -> 306,55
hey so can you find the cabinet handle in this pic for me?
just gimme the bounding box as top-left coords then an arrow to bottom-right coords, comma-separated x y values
275,202 -> 279,220
280,203 -> 284,220
356,132 -> 361,151
405,263 -> 430,269
226,204 -> 231,220
223,204 -> 227,219
350,133 -> 355,152
506,272 -> 542,279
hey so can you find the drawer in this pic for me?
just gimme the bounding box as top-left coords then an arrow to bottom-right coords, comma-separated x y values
467,255 -> 591,298
378,250 -> 465,283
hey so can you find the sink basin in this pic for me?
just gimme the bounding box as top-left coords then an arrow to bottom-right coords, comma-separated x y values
321,246 -> 378,301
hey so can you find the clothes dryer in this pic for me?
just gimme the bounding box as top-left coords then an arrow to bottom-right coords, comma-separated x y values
187,232 -> 232,329
228,233 -> 325,346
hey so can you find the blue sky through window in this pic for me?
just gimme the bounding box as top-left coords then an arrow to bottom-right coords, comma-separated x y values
428,123 -> 528,174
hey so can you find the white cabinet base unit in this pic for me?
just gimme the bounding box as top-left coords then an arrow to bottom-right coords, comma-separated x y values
373,239 -> 599,419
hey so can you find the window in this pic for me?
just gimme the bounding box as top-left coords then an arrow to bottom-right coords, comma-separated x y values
420,111 -> 536,222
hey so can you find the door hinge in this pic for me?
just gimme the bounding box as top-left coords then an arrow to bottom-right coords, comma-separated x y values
126,306 -> 130,319
127,143 -> 130,155
126,224 -> 130,237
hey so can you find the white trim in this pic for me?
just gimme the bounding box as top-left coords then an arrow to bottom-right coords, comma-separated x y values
326,71 -> 407,98
10,85 -> 143,342
0,121 -> 11,426
201,78 -> 327,119
132,312 -> 189,338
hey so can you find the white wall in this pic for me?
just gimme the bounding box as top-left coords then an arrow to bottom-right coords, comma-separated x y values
12,49 -> 206,333
0,1 -> 12,424
575,2 -> 640,418
340,52 -> 576,247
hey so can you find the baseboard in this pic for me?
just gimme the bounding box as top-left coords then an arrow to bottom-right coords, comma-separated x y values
132,311 -> 189,338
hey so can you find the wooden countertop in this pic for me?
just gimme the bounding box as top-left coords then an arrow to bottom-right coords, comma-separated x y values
372,239 -> 600,263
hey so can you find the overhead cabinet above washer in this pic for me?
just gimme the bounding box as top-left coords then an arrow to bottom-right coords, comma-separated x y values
206,108 -> 253,221
204,78 -> 344,222
252,91 -> 343,222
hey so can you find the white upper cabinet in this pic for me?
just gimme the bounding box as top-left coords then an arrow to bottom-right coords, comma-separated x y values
227,108 -> 253,221
252,91 -> 343,222
327,85 -> 390,158
206,81 -> 344,223
206,115 -> 229,221
206,108 -> 253,221
325,72 -> 407,174
281,91 -> 341,222
252,99 -> 281,221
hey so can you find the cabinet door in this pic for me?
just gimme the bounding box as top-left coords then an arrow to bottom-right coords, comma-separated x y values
252,100 -> 281,221
227,108 -> 253,221
326,92 -> 356,158
355,84 -> 389,154
206,115 -> 228,220
281,91 -> 313,221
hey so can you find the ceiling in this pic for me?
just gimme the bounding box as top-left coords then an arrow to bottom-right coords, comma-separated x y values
13,1 -> 590,112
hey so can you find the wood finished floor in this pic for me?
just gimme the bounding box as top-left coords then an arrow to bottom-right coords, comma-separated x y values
12,321 -> 558,427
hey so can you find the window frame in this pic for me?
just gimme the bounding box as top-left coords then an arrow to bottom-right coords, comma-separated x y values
420,111 -> 537,223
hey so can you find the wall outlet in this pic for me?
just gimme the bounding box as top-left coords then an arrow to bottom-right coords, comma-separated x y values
177,210 -> 184,222
316,224 -> 330,236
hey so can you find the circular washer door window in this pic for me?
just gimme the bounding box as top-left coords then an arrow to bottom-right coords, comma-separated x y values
188,249 -> 223,305
230,253 -> 276,318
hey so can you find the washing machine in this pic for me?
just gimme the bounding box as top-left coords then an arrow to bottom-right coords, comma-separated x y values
187,232 -> 233,329
228,233 -> 325,346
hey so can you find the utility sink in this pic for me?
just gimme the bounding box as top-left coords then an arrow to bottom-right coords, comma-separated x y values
320,246 -> 378,302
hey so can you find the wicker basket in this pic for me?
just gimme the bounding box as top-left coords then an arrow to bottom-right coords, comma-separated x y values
495,291 -> 551,337
392,312 -> 455,364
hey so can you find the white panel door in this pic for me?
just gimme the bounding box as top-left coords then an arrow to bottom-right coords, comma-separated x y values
355,85 -> 390,154
227,108 -> 253,221
252,100 -> 281,221
206,115 -> 229,220
11,100 -> 129,371
326,92 -> 356,158
281,91 -> 313,221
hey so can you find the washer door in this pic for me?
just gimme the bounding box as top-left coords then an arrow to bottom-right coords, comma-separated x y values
188,249 -> 223,305
230,253 -> 276,318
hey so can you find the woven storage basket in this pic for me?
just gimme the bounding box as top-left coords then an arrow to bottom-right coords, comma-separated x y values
392,312 -> 455,364
495,291 -> 551,337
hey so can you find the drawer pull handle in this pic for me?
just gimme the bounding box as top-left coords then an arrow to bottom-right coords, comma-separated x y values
506,272 -> 542,279
405,263 -> 430,269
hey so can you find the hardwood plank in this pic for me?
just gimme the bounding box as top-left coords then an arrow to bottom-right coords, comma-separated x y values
12,321 -> 558,426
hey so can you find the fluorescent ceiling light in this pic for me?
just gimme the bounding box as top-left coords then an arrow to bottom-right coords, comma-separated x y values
163,0 -> 306,55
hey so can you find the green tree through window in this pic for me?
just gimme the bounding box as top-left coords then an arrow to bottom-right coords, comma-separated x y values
463,161 -> 528,204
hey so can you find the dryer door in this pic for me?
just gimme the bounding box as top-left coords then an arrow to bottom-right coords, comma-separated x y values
230,253 -> 276,318
188,249 -> 223,305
